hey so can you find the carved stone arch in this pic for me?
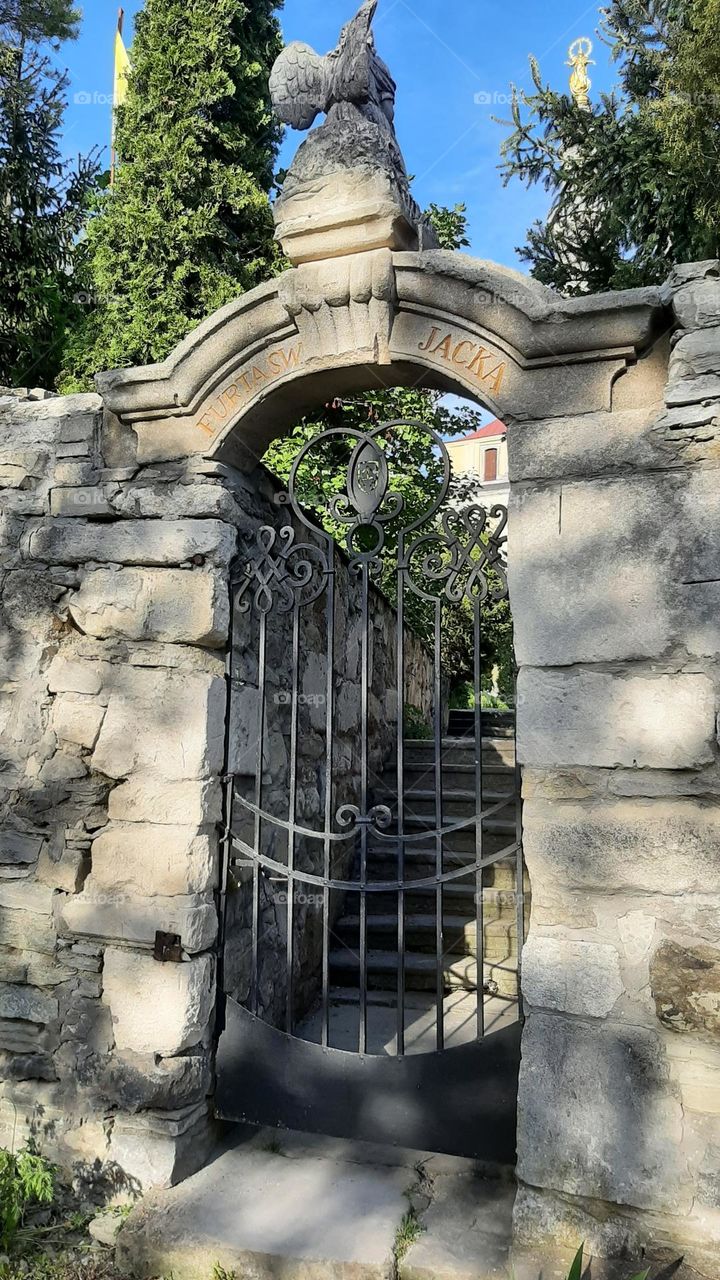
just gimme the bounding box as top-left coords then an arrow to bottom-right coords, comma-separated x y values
97,247 -> 670,470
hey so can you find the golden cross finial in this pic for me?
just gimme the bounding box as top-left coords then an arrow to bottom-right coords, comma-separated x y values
567,37 -> 594,110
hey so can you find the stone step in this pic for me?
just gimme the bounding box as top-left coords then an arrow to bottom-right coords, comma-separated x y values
117,1135 -> 522,1280
361,883 -> 522,918
329,948 -> 518,996
335,914 -> 519,958
374,787 -> 517,820
391,763 -> 516,794
404,737 -> 516,767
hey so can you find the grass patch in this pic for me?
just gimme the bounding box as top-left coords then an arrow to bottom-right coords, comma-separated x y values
393,1208 -> 424,1264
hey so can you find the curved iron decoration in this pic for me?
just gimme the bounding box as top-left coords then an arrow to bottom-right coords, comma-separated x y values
221,417 -> 518,1061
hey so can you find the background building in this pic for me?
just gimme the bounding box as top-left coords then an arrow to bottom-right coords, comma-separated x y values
446,419 -> 509,508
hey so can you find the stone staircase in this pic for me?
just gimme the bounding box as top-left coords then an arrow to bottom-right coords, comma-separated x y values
328,717 -> 525,1023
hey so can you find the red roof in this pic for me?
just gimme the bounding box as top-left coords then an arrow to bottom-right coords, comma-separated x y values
449,419 -> 506,443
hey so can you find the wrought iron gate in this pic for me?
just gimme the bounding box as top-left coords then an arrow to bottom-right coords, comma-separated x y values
216,418 -> 524,1161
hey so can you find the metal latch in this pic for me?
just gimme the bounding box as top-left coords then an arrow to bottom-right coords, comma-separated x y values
153,930 -> 183,962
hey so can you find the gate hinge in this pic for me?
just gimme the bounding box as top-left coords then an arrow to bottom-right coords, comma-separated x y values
153,930 -> 183,963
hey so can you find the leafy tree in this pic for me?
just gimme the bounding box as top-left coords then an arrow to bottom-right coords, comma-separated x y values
60,0 -> 283,389
498,0 -> 717,294
0,0 -> 98,387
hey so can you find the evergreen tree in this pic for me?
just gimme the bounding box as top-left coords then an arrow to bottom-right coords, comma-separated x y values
498,0 -> 717,294
0,0 -> 98,387
60,0 -> 283,388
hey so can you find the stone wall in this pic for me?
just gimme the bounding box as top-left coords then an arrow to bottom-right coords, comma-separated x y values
0,386 -> 432,1190
509,261 -> 720,1277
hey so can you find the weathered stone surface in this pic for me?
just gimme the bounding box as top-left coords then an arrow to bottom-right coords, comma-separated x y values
99,1050 -> 212,1113
400,1173 -> 513,1280
24,518 -> 237,567
91,668 -> 225,782
50,486 -> 114,518
60,891 -> 217,954
670,327 -> 720,380
0,984 -> 57,1024
51,695 -> 106,750
517,1013 -> 689,1212
517,669 -> 715,769
674,277 -> 720,329
117,1143 -> 409,1274
521,936 -> 623,1018
617,911 -> 657,966
90,824 -> 218,896
508,408 -> 662,483
112,482 -> 242,523
0,830 -> 43,865
46,656 -> 103,696
650,940 -> 720,1036
36,842 -> 88,894
68,567 -> 228,646
108,778 -> 222,825
102,949 -> 215,1055
523,798 -> 720,895
109,1107 -> 214,1191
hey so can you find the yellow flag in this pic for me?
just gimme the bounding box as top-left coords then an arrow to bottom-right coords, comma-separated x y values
113,27 -> 131,110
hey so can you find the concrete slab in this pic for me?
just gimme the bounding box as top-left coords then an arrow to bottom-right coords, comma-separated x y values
399,1172 -> 514,1280
116,1142 -> 411,1280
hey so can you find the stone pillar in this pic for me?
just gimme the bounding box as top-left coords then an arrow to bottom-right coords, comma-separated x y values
509,261 -> 720,1276
0,387 -> 259,1188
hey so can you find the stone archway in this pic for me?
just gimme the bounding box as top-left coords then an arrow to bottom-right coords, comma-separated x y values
2,8 -> 720,1269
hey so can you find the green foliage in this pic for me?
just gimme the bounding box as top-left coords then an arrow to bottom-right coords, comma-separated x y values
0,1146 -> 55,1251
0,0 -> 98,387
393,1207 -> 424,1263
404,703 -> 433,739
425,201 -> 470,250
498,0 -> 717,293
59,0 -> 284,389
562,1243 -> 650,1280
448,684 -> 511,711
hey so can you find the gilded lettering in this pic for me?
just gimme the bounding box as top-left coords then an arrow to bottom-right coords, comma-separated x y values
487,362 -> 507,395
418,325 -> 443,353
432,333 -> 453,360
451,340 -> 475,367
466,346 -> 491,378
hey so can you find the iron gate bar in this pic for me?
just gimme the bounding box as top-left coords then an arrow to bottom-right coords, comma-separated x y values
220,418 -> 520,1080
228,836 -> 521,892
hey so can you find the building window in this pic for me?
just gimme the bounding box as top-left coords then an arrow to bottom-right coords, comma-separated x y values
484,448 -> 498,482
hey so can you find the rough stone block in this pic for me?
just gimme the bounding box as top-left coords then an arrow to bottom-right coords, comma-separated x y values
60,891 -> 217,954
23,518 -> 237,568
674,277 -> 720,329
508,408 -> 662,483
108,778 -> 222,826
0,984 -> 57,1025
103,948 -> 215,1055
517,1013 -> 689,1213
99,1049 -> 212,1113
49,486 -> 114,518
0,831 -> 44,866
91,668 -> 225,781
522,797 -> 720,895
517,668 -> 715,769
109,1108 -> 214,1190
90,824 -> 218,896
51,695 -> 106,750
112,482 -> 241,522
650,940 -> 720,1036
669,327 -> 720,380
509,479 -> 676,665
46,656 -> 103,696
68,567 -> 228,646
521,935 -> 623,1018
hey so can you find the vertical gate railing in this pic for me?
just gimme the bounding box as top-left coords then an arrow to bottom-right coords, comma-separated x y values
218,417 -> 523,1059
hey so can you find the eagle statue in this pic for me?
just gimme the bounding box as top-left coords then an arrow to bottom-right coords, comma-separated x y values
269,0 -> 397,136
269,1 -> 436,257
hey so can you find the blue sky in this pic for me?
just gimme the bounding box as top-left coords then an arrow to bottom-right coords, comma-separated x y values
61,0 -> 621,270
